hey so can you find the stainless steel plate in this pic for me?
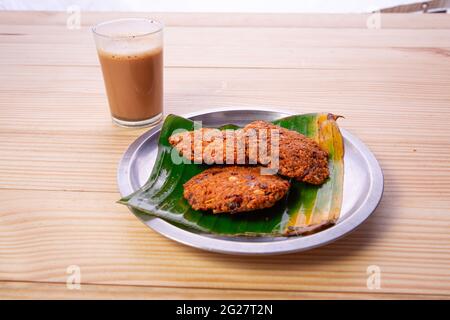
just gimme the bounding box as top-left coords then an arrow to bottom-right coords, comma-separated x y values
117,108 -> 383,255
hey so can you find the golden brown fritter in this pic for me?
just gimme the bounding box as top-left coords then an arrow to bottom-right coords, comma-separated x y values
183,166 -> 290,214
169,121 -> 329,185
243,121 -> 329,185
168,128 -> 245,164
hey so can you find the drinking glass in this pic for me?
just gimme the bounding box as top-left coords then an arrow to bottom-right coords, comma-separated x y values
92,18 -> 164,127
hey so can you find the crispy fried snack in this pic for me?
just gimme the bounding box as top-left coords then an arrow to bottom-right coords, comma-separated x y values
183,166 -> 290,214
169,121 -> 329,185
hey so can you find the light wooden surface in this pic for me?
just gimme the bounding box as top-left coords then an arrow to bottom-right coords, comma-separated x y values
0,11 -> 449,300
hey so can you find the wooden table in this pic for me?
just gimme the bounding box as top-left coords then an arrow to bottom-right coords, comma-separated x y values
1,11 -> 449,300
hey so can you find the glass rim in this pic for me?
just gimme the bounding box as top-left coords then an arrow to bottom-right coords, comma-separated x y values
92,18 -> 164,39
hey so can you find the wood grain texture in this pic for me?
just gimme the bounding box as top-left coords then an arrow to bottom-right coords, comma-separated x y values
1,11 -> 450,29
3,281 -> 448,300
0,189 -> 449,296
0,11 -> 450,300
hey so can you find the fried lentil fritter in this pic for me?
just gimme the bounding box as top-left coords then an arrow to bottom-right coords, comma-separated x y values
243,121 -> 329,185
168,128 -> 244,164
183,166 -> 290,214
169,121 -> 329,185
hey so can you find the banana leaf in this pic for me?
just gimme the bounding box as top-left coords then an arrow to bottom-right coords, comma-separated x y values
119,113 -> 344,237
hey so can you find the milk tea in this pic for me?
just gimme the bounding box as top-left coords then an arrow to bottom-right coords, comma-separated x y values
98,48 -> 163,122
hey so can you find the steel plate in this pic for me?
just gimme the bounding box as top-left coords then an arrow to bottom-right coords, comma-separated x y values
117,108 -> 384,255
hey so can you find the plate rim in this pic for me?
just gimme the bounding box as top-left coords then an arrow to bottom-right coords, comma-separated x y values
117,107 -> 384,255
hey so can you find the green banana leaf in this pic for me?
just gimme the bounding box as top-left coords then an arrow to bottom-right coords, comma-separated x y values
119,113 -> 344,237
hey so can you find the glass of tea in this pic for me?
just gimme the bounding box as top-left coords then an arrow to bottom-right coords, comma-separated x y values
92,18 -> 163,127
